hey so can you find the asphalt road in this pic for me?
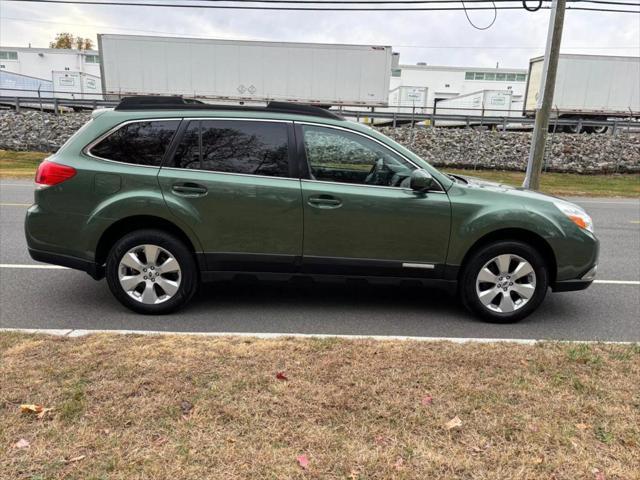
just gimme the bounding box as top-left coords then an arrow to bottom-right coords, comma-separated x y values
1,180 -> 639,341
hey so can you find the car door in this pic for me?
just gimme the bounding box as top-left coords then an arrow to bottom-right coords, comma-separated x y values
297,123 -> 451,278
158,118 -> 303,272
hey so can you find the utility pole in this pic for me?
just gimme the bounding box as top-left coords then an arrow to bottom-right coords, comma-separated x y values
522,0 -> 566,190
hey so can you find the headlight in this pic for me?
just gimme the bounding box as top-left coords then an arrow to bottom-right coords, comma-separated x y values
553,201 -> 594,233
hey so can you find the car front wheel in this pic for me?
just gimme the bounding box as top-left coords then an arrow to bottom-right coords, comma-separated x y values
106,229 -> 198,314
460,241 -> 549,323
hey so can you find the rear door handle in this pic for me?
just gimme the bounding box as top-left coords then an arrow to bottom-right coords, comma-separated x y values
171,183 -> 208,197
308,195 -> 342,209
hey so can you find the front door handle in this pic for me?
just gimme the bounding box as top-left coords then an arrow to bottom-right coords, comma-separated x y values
308,195 -> 342,209
171,183 -> 208,197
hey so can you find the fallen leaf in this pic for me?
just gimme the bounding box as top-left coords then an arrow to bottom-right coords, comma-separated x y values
14,438 -> 30,449
276,371 -> 288,381
180,400 -> 194,416
20,404 -> 44,414
20,404 -> 53,419
66,455 -> 86,463
445,416 -> 463,430
421,395 -> 433,406
297,454 -> 309,470
153,436 -> 168,446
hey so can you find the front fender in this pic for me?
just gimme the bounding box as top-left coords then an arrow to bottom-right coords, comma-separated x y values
447,201 -> 565,265
446,186 -> 598,281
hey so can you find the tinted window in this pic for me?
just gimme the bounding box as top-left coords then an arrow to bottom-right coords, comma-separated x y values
302,125 -> 414,187
170,120 -> 289,177
172,121 -> 200,169
90,120 -> 179,166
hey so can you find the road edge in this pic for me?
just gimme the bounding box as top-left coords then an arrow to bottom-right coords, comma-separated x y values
1,327 -> 637,344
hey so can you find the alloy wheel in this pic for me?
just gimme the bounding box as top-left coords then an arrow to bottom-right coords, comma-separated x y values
475,254 -> 537,314
118,244 -> 182,304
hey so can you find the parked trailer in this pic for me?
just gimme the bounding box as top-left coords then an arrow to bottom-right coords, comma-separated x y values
360,86 -> 428,125
524,54 -> 640,133
52,71 -> 101,100
98,34 -> 392,106
434,90 -> 520,127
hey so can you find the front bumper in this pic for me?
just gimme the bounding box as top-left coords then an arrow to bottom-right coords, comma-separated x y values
551,264 -> 597,292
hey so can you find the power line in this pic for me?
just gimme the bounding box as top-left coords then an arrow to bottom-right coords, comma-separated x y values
4,14 -> 640,44
0,0 -> 530,10
2,0 -> 638,12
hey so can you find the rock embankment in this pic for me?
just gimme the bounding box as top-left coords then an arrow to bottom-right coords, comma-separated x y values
1,111 -> 638,173
379,127 -> 639,174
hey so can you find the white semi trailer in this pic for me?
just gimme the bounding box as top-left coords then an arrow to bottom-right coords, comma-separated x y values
97,34 -> 392,107
524,54 -> 640,133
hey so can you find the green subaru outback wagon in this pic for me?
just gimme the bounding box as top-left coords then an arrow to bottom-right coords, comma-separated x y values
25,97 -> 598,322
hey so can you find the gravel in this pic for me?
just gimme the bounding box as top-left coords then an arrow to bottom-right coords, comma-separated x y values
1,111 -> 638,173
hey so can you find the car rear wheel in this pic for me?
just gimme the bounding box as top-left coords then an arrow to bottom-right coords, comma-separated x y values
106,229 -> 198,314
460,241 -> 549,323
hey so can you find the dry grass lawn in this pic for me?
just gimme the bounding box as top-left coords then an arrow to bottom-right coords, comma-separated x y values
1,333 -> 639,479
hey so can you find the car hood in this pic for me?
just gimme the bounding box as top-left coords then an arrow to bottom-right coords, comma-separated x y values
452,173 -> 564,204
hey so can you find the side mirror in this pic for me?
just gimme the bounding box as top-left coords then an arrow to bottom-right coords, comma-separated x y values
410,169 -> 436,192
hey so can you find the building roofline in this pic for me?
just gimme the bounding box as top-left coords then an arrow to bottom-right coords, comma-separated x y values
0,46 -> 99,55
398,64 -> 528,73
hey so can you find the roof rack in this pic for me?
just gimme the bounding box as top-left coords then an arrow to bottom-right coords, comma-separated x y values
113,96 -> 344,120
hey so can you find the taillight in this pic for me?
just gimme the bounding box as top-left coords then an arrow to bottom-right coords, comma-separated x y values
35,160 -> 76,187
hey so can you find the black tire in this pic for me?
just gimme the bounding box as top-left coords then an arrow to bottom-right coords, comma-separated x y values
459,241 -> 549,323
106,229 -> 198,314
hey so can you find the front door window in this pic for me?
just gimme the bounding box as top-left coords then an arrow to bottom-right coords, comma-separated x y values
301,125 -> 415,187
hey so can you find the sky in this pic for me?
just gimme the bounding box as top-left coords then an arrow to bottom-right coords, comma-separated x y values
0,1 -> 638,69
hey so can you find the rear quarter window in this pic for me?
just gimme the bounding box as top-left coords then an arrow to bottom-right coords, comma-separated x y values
89,120 -> 179,166
170,120 -> 290,178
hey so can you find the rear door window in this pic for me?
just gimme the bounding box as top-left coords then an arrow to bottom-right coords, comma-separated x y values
89,120 -> 179,166
169,120 -> 290,178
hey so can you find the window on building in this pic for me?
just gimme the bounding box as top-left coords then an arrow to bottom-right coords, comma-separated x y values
0,51 -> 18,61
391,68 -> 402,77
506,73 -> 516,81
495,73 -> 506,81
85,55 -> 100,63
90,120 -> 180,166
485,73 -> 496,81
465,72 -> 474,80
474,72 -> 485,80
516,73 -> 527,82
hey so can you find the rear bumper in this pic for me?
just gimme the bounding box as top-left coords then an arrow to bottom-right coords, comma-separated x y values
28,248 -> 104,280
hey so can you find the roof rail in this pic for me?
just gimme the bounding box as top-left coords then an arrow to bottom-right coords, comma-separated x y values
113,96 -> 344,120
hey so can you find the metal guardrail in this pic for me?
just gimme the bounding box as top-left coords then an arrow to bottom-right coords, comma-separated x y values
1,95 -> 638,133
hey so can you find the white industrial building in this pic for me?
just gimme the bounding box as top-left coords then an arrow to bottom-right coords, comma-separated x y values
0,47 -> 101,99
388,54 -> 528,114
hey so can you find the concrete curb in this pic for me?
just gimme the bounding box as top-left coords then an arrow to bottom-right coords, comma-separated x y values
1,328 -> 636,345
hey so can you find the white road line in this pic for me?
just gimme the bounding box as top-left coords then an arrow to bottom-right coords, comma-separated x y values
594,280 -> 640,285
573,200 -> 640,206
0,264 -> 638,285
0,264 -> 68,269
0,328 -> 636,345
